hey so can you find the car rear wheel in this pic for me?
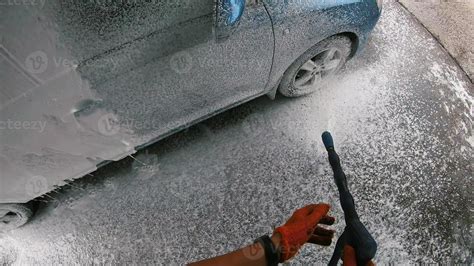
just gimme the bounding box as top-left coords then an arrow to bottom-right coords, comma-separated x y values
0,202 -> 36,231
278,35 -> 352,97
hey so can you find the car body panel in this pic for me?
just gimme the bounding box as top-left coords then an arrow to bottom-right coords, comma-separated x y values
263,0 -> 381,96
0,0 -> 274,203
0,0 -> 380,203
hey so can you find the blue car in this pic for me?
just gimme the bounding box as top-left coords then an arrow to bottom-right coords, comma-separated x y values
0,0 -> 381,229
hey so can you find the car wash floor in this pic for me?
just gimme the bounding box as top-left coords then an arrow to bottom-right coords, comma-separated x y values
0,2 -> 472,264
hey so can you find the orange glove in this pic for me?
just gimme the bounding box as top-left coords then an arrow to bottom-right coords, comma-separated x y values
273,203 -> 335,262
343,245 -> 375,266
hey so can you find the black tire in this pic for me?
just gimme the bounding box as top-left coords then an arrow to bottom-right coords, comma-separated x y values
278,35 -> 352,97
0,202 -> 35,231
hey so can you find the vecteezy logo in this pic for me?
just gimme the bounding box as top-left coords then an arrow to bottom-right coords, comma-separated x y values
98,113 -> 120,136
24,50 -> 48,74
25,176 -> 48,197
169,51 -> 193,74
242,241 -> 265,261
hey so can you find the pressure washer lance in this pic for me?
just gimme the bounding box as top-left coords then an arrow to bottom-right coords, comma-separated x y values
321,131 -> 377,265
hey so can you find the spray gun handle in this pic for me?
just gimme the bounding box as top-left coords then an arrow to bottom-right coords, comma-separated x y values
322,131 -> 377,264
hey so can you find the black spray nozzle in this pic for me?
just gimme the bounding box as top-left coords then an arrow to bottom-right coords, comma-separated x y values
322,131 -> 334,151
321,131 -> 346,192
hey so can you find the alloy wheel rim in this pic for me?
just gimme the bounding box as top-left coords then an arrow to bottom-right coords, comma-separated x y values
0,209 -> 20,226
293,48 -> 342,92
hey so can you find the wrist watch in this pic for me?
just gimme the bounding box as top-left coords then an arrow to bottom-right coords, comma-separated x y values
254,235 -> 280,266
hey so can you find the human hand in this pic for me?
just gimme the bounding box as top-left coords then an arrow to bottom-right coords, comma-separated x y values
273,203 -> 335,262
343,245 -> 375,266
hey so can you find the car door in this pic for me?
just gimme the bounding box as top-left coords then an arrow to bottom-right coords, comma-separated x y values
76,0 -> 275,144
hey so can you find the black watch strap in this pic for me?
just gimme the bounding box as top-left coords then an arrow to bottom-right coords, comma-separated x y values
254,235 -> 280,266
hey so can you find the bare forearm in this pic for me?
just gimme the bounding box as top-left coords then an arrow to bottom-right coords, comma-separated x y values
189,234 -> 281,266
